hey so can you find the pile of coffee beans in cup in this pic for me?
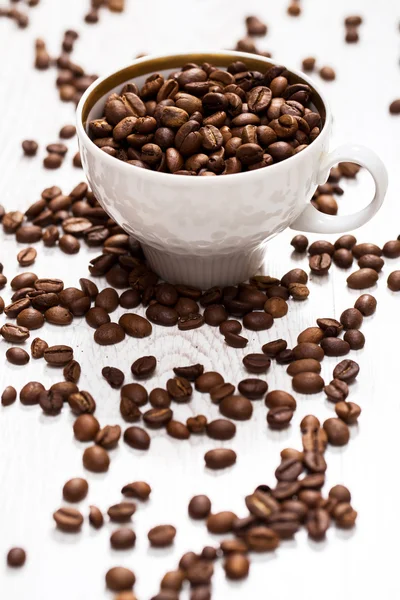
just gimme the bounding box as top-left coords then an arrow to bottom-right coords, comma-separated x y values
88,61 -> 323,175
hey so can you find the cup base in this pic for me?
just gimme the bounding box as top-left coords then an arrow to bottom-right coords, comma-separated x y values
142,245 -> 266,289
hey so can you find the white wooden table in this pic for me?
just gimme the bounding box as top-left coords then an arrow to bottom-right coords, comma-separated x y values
1,1 -> 399,598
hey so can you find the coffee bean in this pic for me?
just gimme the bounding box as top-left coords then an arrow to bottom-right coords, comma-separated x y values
196,372 -> 224,392
1,323 -> 30,343
246,15 -> 267,35
121,481 -> 151,500
264,297 -> 288,318
44,345 -> 73,366
108,502 -> 136,522
188,495 -> 212,519
53,507 -> 83,532
202,304 -> 227,326
275,458 -> 303,482
85,307 -> 110,329
287,358 -> 321,377
207,511 -> 237,534
148,524 -> 176,547
357,254 -> 384,272
292,372 -> 324,394
62,360 -> 80,384
243,353 -> 271,374
94,424 -> 121,449
20,381 -> 45,405
383,240 -> 400,259
7,547 -> 26,568
343,329 -> 365,350
265,390 -> 296,409
388,270 -> 400,291
166,420 -> 190,439
206,418 -> 236,440
22,139 -> 38,156
68,391 -> 96,415
320,337 -> 350,357
209,382 -> 235,404
17,247 -> 37,267
347,268 -> 378,289
120,395 -> 142,422
333,248 -> 353,268
124,426 -> 151,450
335,401 -> 361,424
2,386 -> 17,407
332,502 -> 358,528
281,268 -> 308,288
267,406 -> 294,429
323,418 -> 350,446
354,294 -> 376,316
83,445 -> 110,472
73,414 -> 100,441
333,359 -> 360,383
262,339 -> 287,357
219,320 -> 242,336
245,526 -> 279,551
238,378 -> 268,399
63,478 -> 89,502
297,327 -> 324,344
306,508 -> 330,540
105,567 -> 136,592
309,253 -> 331,275
219,395 -> 253,420
102,366 -> 125,389
44,306 -> 73,326
178,312 -> 204,330
110,528 -> 136,550
121,383 -> 148,409
187,415 -> 207,434
94,322 -> 125,345
143,407 -> 173,429
50,381 -> 78,401
389,99 -> 400,114
324,379 -> 349,403
146,303 -> 178,326
204,448 -> 236,469
59,124 -> 76,139
95,287 -> 119,313
147,388 -> 169,409
173,364 -> 204,381
340,308 -> 363,330
131,355 -> 156,379
16,307 -> 44,330
291,235 -> 308,253
224,331 -> 249,348
38,390 -> 63,415
352,243 -> 382,258
6,347 -> 30,365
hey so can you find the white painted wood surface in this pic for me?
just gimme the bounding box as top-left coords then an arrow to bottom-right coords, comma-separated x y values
0,1 -> 399,598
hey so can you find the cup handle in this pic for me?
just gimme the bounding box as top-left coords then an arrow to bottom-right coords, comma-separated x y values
290,143 -> 388,233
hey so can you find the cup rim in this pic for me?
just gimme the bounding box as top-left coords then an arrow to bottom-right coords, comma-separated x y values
76,50 -> 331,183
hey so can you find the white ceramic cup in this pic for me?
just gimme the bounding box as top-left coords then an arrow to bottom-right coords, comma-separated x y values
77,51 -> 388,289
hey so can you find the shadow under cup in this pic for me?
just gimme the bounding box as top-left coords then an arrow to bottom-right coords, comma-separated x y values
79,53 -> 327,288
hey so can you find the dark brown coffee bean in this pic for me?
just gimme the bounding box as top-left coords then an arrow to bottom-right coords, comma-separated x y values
241,310 -> 272,331
178,312 -> 204,330
267,406 -> 294,429
148,524 -> 176,547
120,395 -> 142,422
167,420 -> 190,439
94,322 -> 125,345
10,272 -> 37,290
275,458 -> 303,482
280,268 -> 308,288
291,235 -> 308,253
243,353 -> 270,374
186,414 -> 207,434
340,308 -> 363,330
262,339 -> 287,357
292,372 -> 324,394
6,347 -> 30,365
1,323 -> 30,343
2,386 -> 17,407
335,401 -> 361,424
347,268 -> 378,289
333,359 -> 360,383
265,390 -> 296,410
323,418 -> 350,446
297,327 -> 324,343
95,424 -> 121,449
292,343 -> 324,361
124,426 -> 151,450
95,288 -> 119,313
306,508 -> 330,540
352,243 -> 382,258
131,355 -> 156,379
146,303 -> 178,326
358,254 -> 384,272
121,383 -> 148,409
44,306 -> 73,326
343,329 -> 365,350
121,481 -> 152,500
224,331 -> 248,348
83,445 -> 110,472
219,320 -> 242,336
308,241 -> 335,256
202,304 -> 227,326
108,502 -> 137,522
105,567 -> 135,592
287,358 -> 321,377
219,395 -> 253,421
333,248 -> 354,268
354,294 -> 377,316
238,378 -> 268,399
22,139 -> 38,156
207,511 -> 237,534
143,407 -> 173,428
188,495 -> 212,519
204,448 -> 236,469
7,547 -> 26,568
68,391 -> 96,416
324,379 -> 349,403
383,240 -> 400,259
17,247 -> 37,267
320,337 -> 350,357
196,371 -> 224,392
102,366 -> 125,388
309,253 -> 331,275
73,414 -> 100,441
62,360 -> 80,383
245,526 -> 279,552
59,234 -> 80,254
110,528 -> 136,550
63,478 -> 89,502
44,345 -> 73,366
85,307 -> 110,329
147,387 -> 170,409
59,124 -> 76,139
388,270 -> 400,291
16,307 -> 44,330
53,507 -> 83,532
208,383 -> 234,404
117,314 -> 152,339
171,364 -> 203,382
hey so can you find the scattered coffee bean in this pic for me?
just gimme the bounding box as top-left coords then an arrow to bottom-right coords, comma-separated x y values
82,445 -> 110,472
265,390 -> 296,410
44,345 -> 73,366
207,511 -> 237,534
287,358 -> 321,377
20,381 -> 45,405
102,366 -> 125,389
131,355 -> 156,378
53,507 -> 83,532
388,270 -> 400,291
118,313 -> 152,337
267,406 -> 294,429
324,379 -> 349,403
204,448 -> 236,469
39,390 -> 64,415
319,66 -> 336,81
206,419 -> 236,440
333,248 -> 353,268
383,240 -> 400,259
323,418 -> 350,446
148,525 -> 176,547
68,391 -> 96,415
108,502 -> 136,522
17,247 -> 37,267
110,528 -> 136,550
167,420 -> 190,439
31,337 -> 48,358
306,508 -> 330,540
94,322 -> 125,345
73,414 -> 100,441
124,426 -> 151,449
309,253 -> 331,275
7,547 -> 26,568
196,372 -> 224,392
59,124 -> 76,139
292,372 -> 324,394
320,337 -> 350,357
143,407 -> 173,429
2,386 -> 17,406
105,567 -> 136,592
219,320 -> 242,336
188,495 -> 212,519
302,57 -> 316,72
219,395 -> 253,420
6,347 -> 30,365
1,323 -> 30,343
121,481 -> 152,500
243,354 -> 271,374
291,235 -> 308,252
86,307 -> 111,329
343,329 -> 365,350
238,378 -> 268,399
246,15 -> 267,36
335,401 -> 361,424
22,140 -> 38,156
63,478 -> 89,502
333,359 -> 360,383
354,294 -> 376,315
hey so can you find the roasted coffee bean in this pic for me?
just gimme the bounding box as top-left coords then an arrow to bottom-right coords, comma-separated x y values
108,502 -> 137,522
29,292 -> 59,312
68,391 -> 96,415
146,303 -> 178,326
17,247 -> 37,267
120,396 -> 142,422
53,507 -> 83,532
358,254 -> 384,272
388,270 -> 400,291
105,567 -> 136,592
148,524 -> 176,547
207,511 -> 237,534
291,234 -> 308,252
333,359 -> 360,383
292,372 -> 324,394
238,378 -> 268,399
264,297 -> 288,318
202,304 -> 227,326
334,234 -> 357,250
95,288 -> 119,313
287,359 -> 321,377
340,308 -> 363,330
1,323 -> 30,343
245,526 -> 279,552
196,371 -> 224,392
44,306 -> 73,326
50,381 -> 78,402
332,502 -> 358,528
178,312 -> 204,330
262,339 -> 287,357
335,401 -> 361,424
6,347 -> 30,365
187,414 -> 207,433
383,240 -> 400,259
188,495 -> 212,519
16,307 -> 44,330
148,388 -> 170,409
292,342 -> 324,361
11,272 -> 37,290
218,320 -> 241,336
124,426 -> 151,450
121,481 -> 151,500
95,424 -> 121,449
267,406 -> 294,429
85,307 -> 110,329
59,234 -> 80,254
167,420 -> 190,439
94,322 -> 125,345
309,253 -> 331,275
288,282 -> 310,300
320,337 -> 350,357
308,241 -> 335,256
131,355 -> 156,379
352,243 -> 382,258
243,353 -> 270,374
83,445 -> 110,472
44,345 -> 73,366
110,528 -> 136,550
241,310 -> 272,331
265,390 -> 296,410
297,327 -> 324,344
6,547 -> 26,568
143,407 -> 173,428
204,448 -> 236,469
275,458 -> 303,482
60,124 -> 76,139
73,414 -> 100,441
343,329 -> 365,350
354,294 -> 376,316
2,386 -> 17,407
323,418 -> 350,446
209,382 -> 235,403
333,248 -> 354,268
306,508 -> 330,540
22,139 -> 38,156
219,395 -> 253,420
347,268 -> 378,289
121,383 -> 148,408
324,379 -> 349,403
206,418 -> 236,440
281,268 -> 308,288
102,366 -> 125,388
63,478 -> 89,503
224,331 -> 248,348
62,360 -> 80,383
